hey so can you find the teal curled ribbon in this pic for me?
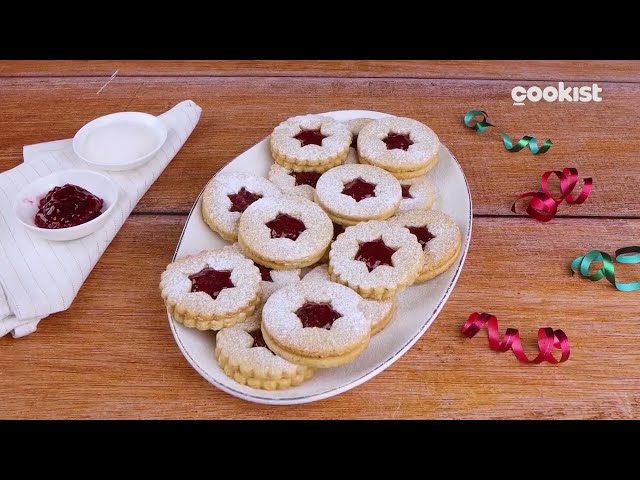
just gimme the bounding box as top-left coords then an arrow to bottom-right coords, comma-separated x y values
571,247 -> 640,292
463,110 -> 553,154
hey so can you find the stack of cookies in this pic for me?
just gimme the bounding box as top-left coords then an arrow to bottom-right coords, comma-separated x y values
160,113 -> 462,391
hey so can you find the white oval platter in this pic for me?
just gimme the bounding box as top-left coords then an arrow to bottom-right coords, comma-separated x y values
167,110 -> 472,405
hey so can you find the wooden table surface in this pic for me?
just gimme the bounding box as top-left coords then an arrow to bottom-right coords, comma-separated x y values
2,61 -> 639,419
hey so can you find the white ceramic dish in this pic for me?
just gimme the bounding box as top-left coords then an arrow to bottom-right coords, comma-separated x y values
168,110 -> 472,405
13,169 -> 119,241
73,112 -> 168,171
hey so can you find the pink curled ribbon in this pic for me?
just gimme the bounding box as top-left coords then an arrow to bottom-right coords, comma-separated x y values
461,312 -> 570,364
511,168 -> 592,222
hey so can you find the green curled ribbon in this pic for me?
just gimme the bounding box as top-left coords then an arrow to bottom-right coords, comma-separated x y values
571,247 -> 640,292
463,110 -> 553,154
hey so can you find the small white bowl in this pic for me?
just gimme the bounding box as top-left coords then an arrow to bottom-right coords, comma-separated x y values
13,169 -> 119,241
73,112 -> 168,171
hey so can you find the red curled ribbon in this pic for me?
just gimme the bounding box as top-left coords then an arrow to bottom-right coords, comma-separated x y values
511,168 -> 592,222
461,312 -> 570,364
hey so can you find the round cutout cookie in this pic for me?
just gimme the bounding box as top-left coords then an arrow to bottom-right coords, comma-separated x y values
160,246 -> 262,331
261,280 -> 370,368
270,114 -> 351,172
237,196 -> 333,270
357,117 -> 440,177
328,220 -> 423,300
314,164 -> 402,226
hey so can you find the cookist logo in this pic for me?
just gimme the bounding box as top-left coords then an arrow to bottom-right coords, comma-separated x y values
512,83 -> 602,106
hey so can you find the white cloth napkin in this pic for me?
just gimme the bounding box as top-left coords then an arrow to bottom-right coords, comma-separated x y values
0,99 -> 202,338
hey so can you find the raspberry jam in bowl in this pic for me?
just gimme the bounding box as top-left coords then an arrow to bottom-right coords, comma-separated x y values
13,169 -> 119,241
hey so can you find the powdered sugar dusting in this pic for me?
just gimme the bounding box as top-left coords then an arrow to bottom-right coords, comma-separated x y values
271,114 -> 351,163
238,196 -> 332,263
358,117 -> 440,171
315,164 -> 401,220
262,281 -> 369,356
303,265 -> 393,332
268,163 -> 315,201
398,176 -> 437,212
202,172 -> 282,238
161,246 -> 261,317
343,118 -> 375,136
390,210 -> 461,271
329,220 -> 422,290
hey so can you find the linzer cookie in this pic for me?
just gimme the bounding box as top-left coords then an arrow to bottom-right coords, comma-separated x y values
303,265 -> 395,335
329,220 -> 422,300
268,163 -> 321,201
202,172 -> 282,241
237,196 -> 333,270
270,114 -> 352,173
160,246 -> 262,331
314,164 -> 402,226
343,117 -> 375,164
398,177 -> 437,212
357,117 -> 440,179
215,313 -> 314,390
261,280 -> 370,368
391,209 -> 461,282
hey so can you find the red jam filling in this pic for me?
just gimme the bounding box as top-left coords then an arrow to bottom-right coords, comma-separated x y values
401,184 -> 413,199
407,226 -> 435,249
342,177 -> 376,202
294,129 -> 326,147
256,263 -> 273,282
382,132 -> 413,151
189,267 -> 234,300
332,222 -> 346,241
34,184 -> 104,229
291,171 -> 322,188
295,302 -> 342,330
228,187 -> 262,213
265,213 -> 306,241
354,238 -> 397,272
249,329 -> 272,351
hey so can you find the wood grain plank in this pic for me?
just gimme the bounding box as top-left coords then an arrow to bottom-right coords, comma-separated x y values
1,60 -> 639,82
1,215 -> 639,419
1,77 -> 637,217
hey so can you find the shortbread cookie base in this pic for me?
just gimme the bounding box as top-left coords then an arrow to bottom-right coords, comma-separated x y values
168,296 -> 260,331
273,151 -> 347,173
359,154 -> 438,179
316,197 -> 398,227
369,299 -> 396,335
201,206 -> 239,242
238,235 -> 328,270
215,346 -> 314,390
261,327 -> 369,369
328,263 -> 417,300
415,242 -> 462,283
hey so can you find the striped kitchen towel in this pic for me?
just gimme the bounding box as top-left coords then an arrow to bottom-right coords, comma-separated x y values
0,99 -> 202,338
